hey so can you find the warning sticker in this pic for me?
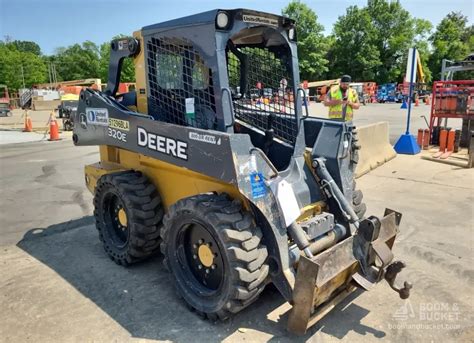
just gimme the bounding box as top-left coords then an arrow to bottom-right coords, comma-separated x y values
86,108 -> 109,126
250,172 -> 267,199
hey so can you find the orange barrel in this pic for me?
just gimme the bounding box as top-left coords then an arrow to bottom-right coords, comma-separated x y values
417,129 -> 423,146
422,129 -> 430,150
439,129 -> 448,152
446,129 -> 455,152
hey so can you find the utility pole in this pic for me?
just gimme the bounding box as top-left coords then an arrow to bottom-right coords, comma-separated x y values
20,65 -> 25,89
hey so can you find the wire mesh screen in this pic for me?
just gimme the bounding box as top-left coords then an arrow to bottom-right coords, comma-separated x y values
227,47 -> 297,144
147,36 -> 216,129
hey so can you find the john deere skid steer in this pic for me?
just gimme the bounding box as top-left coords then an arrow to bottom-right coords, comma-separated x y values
73,9 -> 411,334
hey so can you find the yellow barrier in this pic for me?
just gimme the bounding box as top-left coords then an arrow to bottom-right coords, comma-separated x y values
355,122 -> 397,178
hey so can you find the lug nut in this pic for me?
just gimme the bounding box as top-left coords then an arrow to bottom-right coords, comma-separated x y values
193,254 -> 197,259
193,244 -> 197,249
198,239 -> 204,245
205,269 -> 210,274
211,264 -> 216,270
198,265 -> 203,270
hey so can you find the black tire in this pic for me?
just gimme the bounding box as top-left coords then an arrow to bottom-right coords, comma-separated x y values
352,181 -> 367,219
160,193 -> 269,320
94,171 -> 163,265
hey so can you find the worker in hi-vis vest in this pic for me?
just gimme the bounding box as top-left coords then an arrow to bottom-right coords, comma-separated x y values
323,75 -> 360,121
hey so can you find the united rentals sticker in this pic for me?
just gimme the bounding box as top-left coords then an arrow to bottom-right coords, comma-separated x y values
109,118 -> 130,131
86,108 -> 109,126
243,14 -> 278,27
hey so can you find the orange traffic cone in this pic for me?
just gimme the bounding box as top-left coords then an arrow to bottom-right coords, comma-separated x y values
49,119 -> 60,141
23,111 -> 33,132
425,95 -> 430,105
48,111 -> 60,141
415,98 -> 419,107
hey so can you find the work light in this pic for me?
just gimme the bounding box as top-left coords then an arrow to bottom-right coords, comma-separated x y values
216,11 -> 230,29
288,27 -> 296,41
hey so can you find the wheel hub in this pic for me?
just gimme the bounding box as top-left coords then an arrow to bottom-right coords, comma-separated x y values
198,244 -> 214,267
118,208 -> 127,227
179,223 -> 224,291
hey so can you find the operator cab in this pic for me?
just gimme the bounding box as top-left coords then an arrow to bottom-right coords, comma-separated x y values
139,9 -> 301,170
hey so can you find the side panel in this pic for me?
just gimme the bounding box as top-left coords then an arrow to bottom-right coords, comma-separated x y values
73,89 -> 237,184
86,146 -> 244,210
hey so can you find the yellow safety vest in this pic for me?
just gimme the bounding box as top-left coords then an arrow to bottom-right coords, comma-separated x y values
328,86 -> 358,121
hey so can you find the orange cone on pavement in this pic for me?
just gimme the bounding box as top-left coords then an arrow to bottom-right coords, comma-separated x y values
23,111 -> 33,132
415,97 -> 419,106
48,111 -> 60,141
49,119 -> 60,141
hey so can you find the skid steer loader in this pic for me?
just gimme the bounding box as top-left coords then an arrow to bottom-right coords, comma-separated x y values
73,9 -> 411,334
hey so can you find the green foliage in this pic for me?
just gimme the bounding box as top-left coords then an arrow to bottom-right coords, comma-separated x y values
10,40 -> 42,55
0,42 -> 47,90
327,5 -> 381,81
326,0 -> 433,84
365,0 -> 432,83
53,41 -> 101,81
428,12 -> 473,80
282,0 -> 329,81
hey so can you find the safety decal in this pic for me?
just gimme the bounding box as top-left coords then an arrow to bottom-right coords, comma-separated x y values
250,172 -> 267,199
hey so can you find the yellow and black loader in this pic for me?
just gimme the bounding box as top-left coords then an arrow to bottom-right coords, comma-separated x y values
73,9 -> 411,334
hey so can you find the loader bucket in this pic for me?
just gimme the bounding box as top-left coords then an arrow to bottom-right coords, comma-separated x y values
287,210 -> 408,335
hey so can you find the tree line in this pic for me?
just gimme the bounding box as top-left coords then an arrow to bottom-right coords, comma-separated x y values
0,35 -> 135,91
283,0 -> 473,83
0,0 -> 472,91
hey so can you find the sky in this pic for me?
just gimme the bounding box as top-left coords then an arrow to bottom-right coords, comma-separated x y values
1,0 -> 473,55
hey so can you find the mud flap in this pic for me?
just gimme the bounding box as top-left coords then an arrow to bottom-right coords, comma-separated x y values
287,210 -> 409,335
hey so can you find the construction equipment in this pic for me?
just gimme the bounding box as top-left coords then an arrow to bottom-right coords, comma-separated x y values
0,84 -> 12,117
58,98 -> 78,131
363,82 -> 377,103
72,9 -> 411,334
307,79 -> 340,102
377,83 -> 397,103
349,82 -> 368,105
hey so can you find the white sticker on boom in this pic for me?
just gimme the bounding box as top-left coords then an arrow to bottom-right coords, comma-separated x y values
86,108 -> 109,126
270,178 -> 300,227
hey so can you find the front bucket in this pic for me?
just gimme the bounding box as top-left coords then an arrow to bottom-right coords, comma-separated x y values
287,211 -> 405,335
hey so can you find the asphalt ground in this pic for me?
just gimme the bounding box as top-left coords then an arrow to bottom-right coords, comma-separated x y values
0,104 -> 472,342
